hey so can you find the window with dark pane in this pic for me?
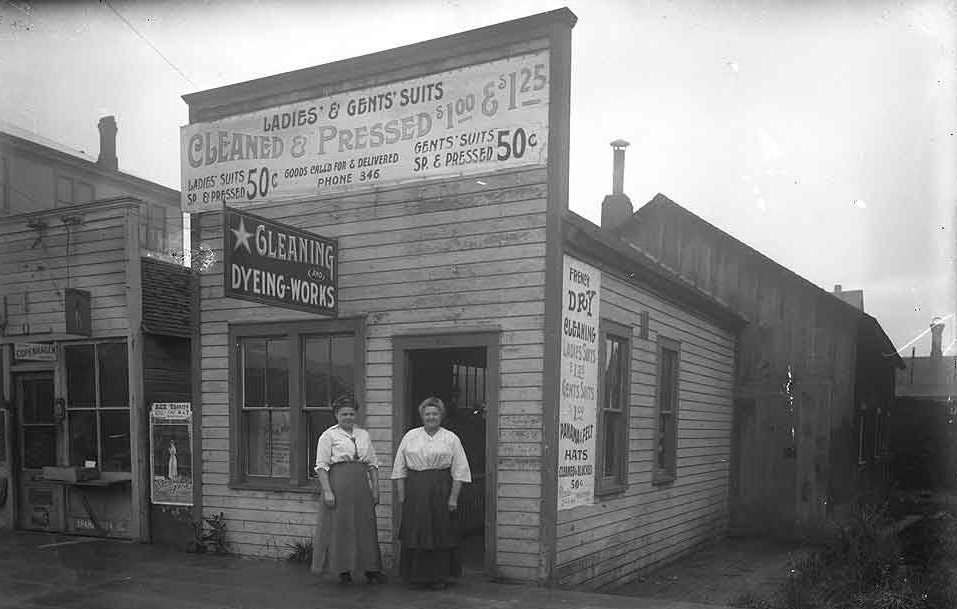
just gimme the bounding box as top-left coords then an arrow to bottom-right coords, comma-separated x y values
69,410 -> 97,466
97,342 -> 129,408
241,338 -> 290,478
655,341 -> 680,481
101,411 -> 131,471
596,324 -> 631,495
65,345 -> 96,408
303,334 -> 353,477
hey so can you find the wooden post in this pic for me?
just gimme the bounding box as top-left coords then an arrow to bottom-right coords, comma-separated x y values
125,203 -> 148,542
540,15 -> 575,587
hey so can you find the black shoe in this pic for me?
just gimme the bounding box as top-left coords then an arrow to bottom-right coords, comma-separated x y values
338,572 -> 353,585
365,571 -> 387,584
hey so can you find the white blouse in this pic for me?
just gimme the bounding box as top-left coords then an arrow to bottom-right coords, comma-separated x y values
391,427 -> 472,483
314,424 -> 379,472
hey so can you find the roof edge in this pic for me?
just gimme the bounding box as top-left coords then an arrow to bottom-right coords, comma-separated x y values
182,8 -> 577,114
563,211 -> 747,333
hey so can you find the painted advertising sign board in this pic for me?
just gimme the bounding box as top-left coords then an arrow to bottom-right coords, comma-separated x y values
13,342 -> 58,362
181,51 -> 549,212
558,255 -> 601,511
150,403 -> 192,506
223,208 -> 338,316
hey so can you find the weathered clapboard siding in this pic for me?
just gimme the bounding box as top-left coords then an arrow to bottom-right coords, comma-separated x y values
0,203 -> 134,337
554,262 -> 736,589
196,168 -> 549,568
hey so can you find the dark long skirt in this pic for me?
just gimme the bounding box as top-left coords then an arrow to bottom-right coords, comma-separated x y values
399,468 -> 461,583
311,462 -> 382,575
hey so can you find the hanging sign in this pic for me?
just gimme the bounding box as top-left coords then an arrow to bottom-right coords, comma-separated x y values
150,403 -> 192,506
223,208 -> 338,316
180,51 -> 549,212
557,255 -> 601,511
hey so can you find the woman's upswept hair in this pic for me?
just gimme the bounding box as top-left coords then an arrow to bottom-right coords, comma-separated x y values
332,393 -> 359,415
417,396 -> 445,419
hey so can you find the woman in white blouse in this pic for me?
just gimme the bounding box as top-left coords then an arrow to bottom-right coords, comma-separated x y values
392,397 -> 471,589
311,394 -> 385,585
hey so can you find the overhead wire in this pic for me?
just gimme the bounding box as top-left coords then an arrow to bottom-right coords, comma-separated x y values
102,0 -> 197,89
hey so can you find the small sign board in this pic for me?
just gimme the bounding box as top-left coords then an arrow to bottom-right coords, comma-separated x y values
223,208 -> 338,316
150,403 -> 192,506
14,342 -> 58,362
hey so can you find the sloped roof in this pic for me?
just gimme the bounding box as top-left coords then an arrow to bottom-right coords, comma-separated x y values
564,210 -> 747,332
620,192 -> 903,368
0,122 -> 179,199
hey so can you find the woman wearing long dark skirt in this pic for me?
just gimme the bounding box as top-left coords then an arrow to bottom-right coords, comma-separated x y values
392,397 -> 472,590
312,394 -> 386,585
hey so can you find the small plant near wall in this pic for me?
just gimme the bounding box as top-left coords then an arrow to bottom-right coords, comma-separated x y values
187,512 -> 229,554
285,539 -> 313,564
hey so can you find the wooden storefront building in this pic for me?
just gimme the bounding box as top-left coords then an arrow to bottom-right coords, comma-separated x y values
182,9 -> 744,589
0,121 -> 193,543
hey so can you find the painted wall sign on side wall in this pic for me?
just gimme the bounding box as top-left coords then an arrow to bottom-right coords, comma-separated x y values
558,254 -> 601,511
223,208 -> 338,317
180,51 -> 550,212
150,403 -> 193,507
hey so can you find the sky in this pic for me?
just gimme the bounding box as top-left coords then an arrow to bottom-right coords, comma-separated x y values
1,0 -> 954,356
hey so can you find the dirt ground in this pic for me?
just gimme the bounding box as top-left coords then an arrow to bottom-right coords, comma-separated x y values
607,537 -> 811,607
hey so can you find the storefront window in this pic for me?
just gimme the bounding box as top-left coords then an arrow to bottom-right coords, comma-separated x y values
232,321 -> 362,489
64,342 -> 131,472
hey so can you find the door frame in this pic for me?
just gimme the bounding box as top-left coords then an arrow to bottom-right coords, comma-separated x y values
392,330 -> 500,579
11,369 -> 59,532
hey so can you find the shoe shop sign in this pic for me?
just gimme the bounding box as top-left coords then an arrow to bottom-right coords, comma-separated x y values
223,208 -> 338,316
181,51 -> 549,212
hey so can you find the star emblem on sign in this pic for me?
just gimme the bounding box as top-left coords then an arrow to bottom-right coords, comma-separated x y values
231,217 -> 254,254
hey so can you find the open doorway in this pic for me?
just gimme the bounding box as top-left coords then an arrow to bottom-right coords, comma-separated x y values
393,333 -> 498,578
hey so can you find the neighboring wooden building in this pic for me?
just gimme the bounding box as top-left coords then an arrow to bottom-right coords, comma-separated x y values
181,9 -> 743,589
611,193 -> 903,538
891,319 -> 957,489
0,119 -> 183,261
0,120 -> 193,543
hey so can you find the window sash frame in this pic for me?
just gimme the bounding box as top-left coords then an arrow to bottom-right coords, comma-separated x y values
595,319 -> 632,496
229,318 -> 365,491
653,336 -> 681,484
63,340 -> 130,472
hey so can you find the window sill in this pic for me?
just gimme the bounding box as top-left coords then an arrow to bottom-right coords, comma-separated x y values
229,479 -> 319,495
652,472 -> 676,486
595,482 -> 627,498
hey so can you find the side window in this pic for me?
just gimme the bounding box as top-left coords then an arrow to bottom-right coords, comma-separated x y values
654,336 -> 680,483
595,319 -> 631,495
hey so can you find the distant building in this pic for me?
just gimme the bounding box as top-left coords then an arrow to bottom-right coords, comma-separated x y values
0,119 -> 193,544
0,117 -> 184,261
892,318 -> 957,489
605,193 -> 903,538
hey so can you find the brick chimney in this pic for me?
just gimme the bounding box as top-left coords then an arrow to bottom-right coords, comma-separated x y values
931,317 -> 944,358
97,116 -> 118,171
600,139 -> 633,230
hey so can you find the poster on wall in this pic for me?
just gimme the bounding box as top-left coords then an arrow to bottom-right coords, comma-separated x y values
150,403 -> 192,506
181,51 -> 549,212
558,255 -> 601,511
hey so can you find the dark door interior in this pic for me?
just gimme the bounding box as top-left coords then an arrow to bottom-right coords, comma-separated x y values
15,373 -> 60,531
405,347 -> 487,573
